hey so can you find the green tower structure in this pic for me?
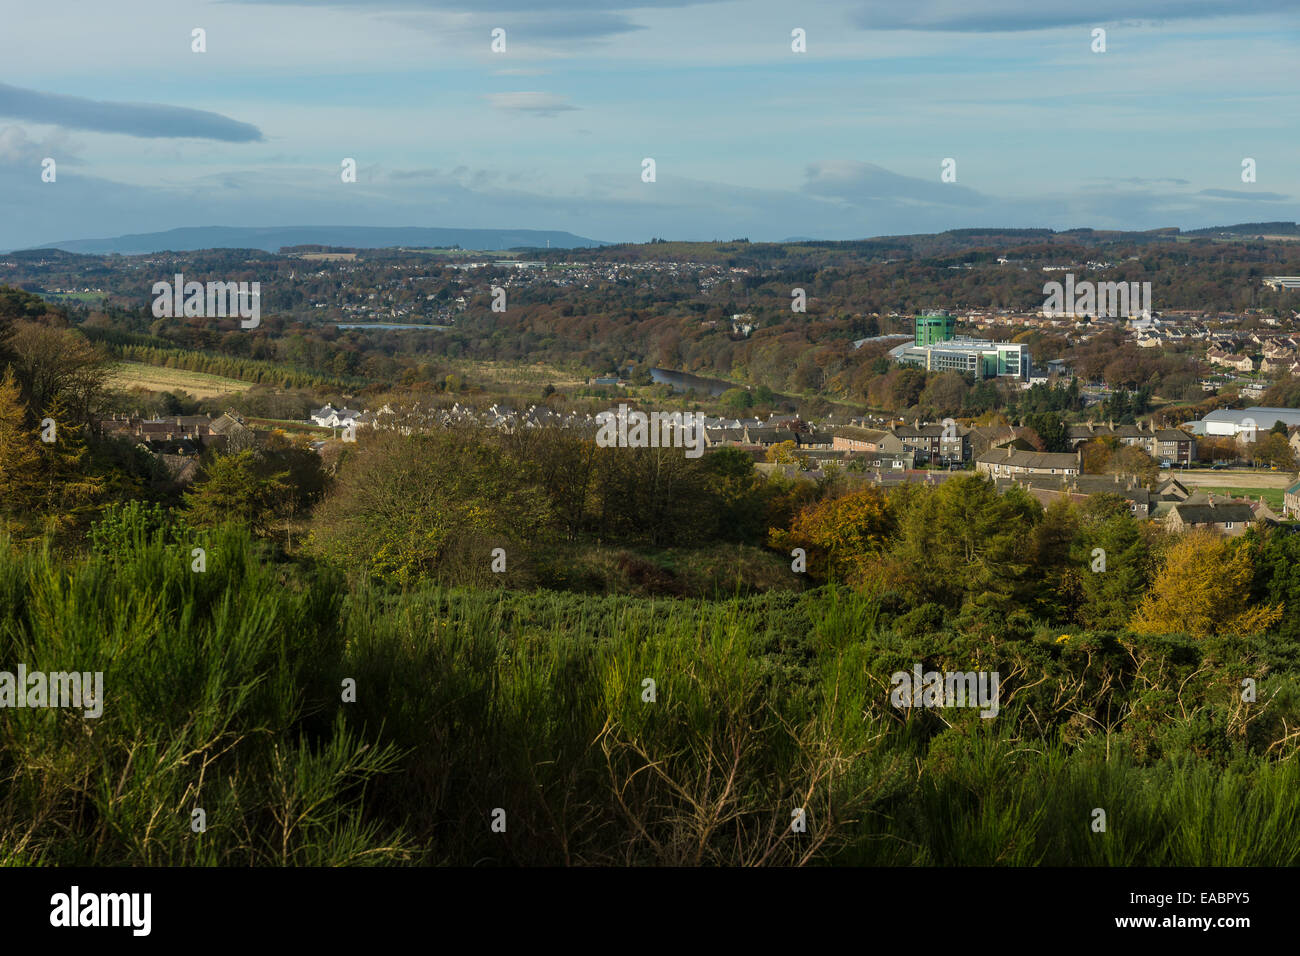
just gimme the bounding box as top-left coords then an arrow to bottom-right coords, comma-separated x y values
915,311 -> 955,347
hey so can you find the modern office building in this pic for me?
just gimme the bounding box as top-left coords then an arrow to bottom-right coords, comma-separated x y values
890,336 -> 1030,381
914,311 -> 956,347
887,311 -> 1029,380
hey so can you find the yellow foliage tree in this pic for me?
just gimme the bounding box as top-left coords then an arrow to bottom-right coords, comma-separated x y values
769,486 -> 894,583
765,440 -> 803,466
1130,528 -> 1283,638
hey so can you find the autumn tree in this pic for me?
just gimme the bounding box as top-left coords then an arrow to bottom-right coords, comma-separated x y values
8,322 -> 108,428
308,430 -> 553,585
765,440 -> 803,465
1106,445 -> 1160,485
769,485 -> 894,584
1080,436 -> 1120,474
1130,528 -> 1283,638
1248,432 -> 1297,470
919,372 -> 969,417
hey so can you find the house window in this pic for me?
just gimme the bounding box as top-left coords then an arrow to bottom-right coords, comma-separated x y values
1225,522 -> 1234,529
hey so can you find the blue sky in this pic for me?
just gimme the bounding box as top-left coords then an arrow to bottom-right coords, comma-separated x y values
1,0 -> 1297,250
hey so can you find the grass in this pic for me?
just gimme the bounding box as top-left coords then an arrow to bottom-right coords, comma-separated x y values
40,292 -> 105,304
245,417 -> 334,436
448,358 -> 585,387
4,504 -> 1300,866
1196,486 -> 1285,510
107,361 -> 253,398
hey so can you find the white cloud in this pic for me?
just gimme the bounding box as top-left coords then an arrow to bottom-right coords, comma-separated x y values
484,92 -> 580,115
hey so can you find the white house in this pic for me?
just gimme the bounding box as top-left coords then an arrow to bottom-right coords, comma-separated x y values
311,405 -> 363,428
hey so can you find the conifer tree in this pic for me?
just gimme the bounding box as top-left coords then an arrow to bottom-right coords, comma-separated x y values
0,367 -> 41,530
35,394 -> 106,538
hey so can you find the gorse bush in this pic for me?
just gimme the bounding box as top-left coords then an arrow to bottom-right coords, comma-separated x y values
0,508 -> 410,865
3,508 -> 1298,865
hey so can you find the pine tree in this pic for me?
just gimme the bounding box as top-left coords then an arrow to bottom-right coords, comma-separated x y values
35,394 -> 106,538
0,367 -> 42,530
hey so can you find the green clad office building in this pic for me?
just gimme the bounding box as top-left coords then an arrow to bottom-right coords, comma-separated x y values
915,311 -> 956,347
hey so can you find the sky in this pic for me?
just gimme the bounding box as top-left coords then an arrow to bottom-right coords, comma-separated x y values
1,0 -> 1297,250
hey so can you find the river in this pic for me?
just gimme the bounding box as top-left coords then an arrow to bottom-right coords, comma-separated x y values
650,368 -> 735,396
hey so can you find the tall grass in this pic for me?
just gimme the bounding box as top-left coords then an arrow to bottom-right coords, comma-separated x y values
3,506 -> 1299,865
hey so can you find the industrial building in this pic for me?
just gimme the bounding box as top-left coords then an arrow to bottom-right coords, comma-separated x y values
1195,407 -> 1300,439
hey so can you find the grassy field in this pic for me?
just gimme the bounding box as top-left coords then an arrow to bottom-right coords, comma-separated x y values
449,359 -> 586,388
1177,469 -> 1296,489
107,361 -> 253,398
245,417 -> 334,438
1195,486 -> 1287,510
40,291 -> 105,304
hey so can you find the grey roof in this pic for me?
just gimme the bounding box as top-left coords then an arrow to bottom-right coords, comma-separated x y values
1169,502 -> 1257,525
976,448 -> 1079,470
208,413 -> 248,435
833,426 -> 888,443
999,473 -> 1152,503
1155,477 -> 1191,499
1202,407 -> 1300,428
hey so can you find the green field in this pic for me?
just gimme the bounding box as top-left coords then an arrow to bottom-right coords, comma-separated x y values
40,291 -> 105,304
1197,486 -> 1286,510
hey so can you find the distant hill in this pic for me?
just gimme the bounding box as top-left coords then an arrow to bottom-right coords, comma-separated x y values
26,225 -> 610,255
1184,221 -> 1299,236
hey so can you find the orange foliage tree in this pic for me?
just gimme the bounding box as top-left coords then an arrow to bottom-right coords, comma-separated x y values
768,486 -> 894,584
